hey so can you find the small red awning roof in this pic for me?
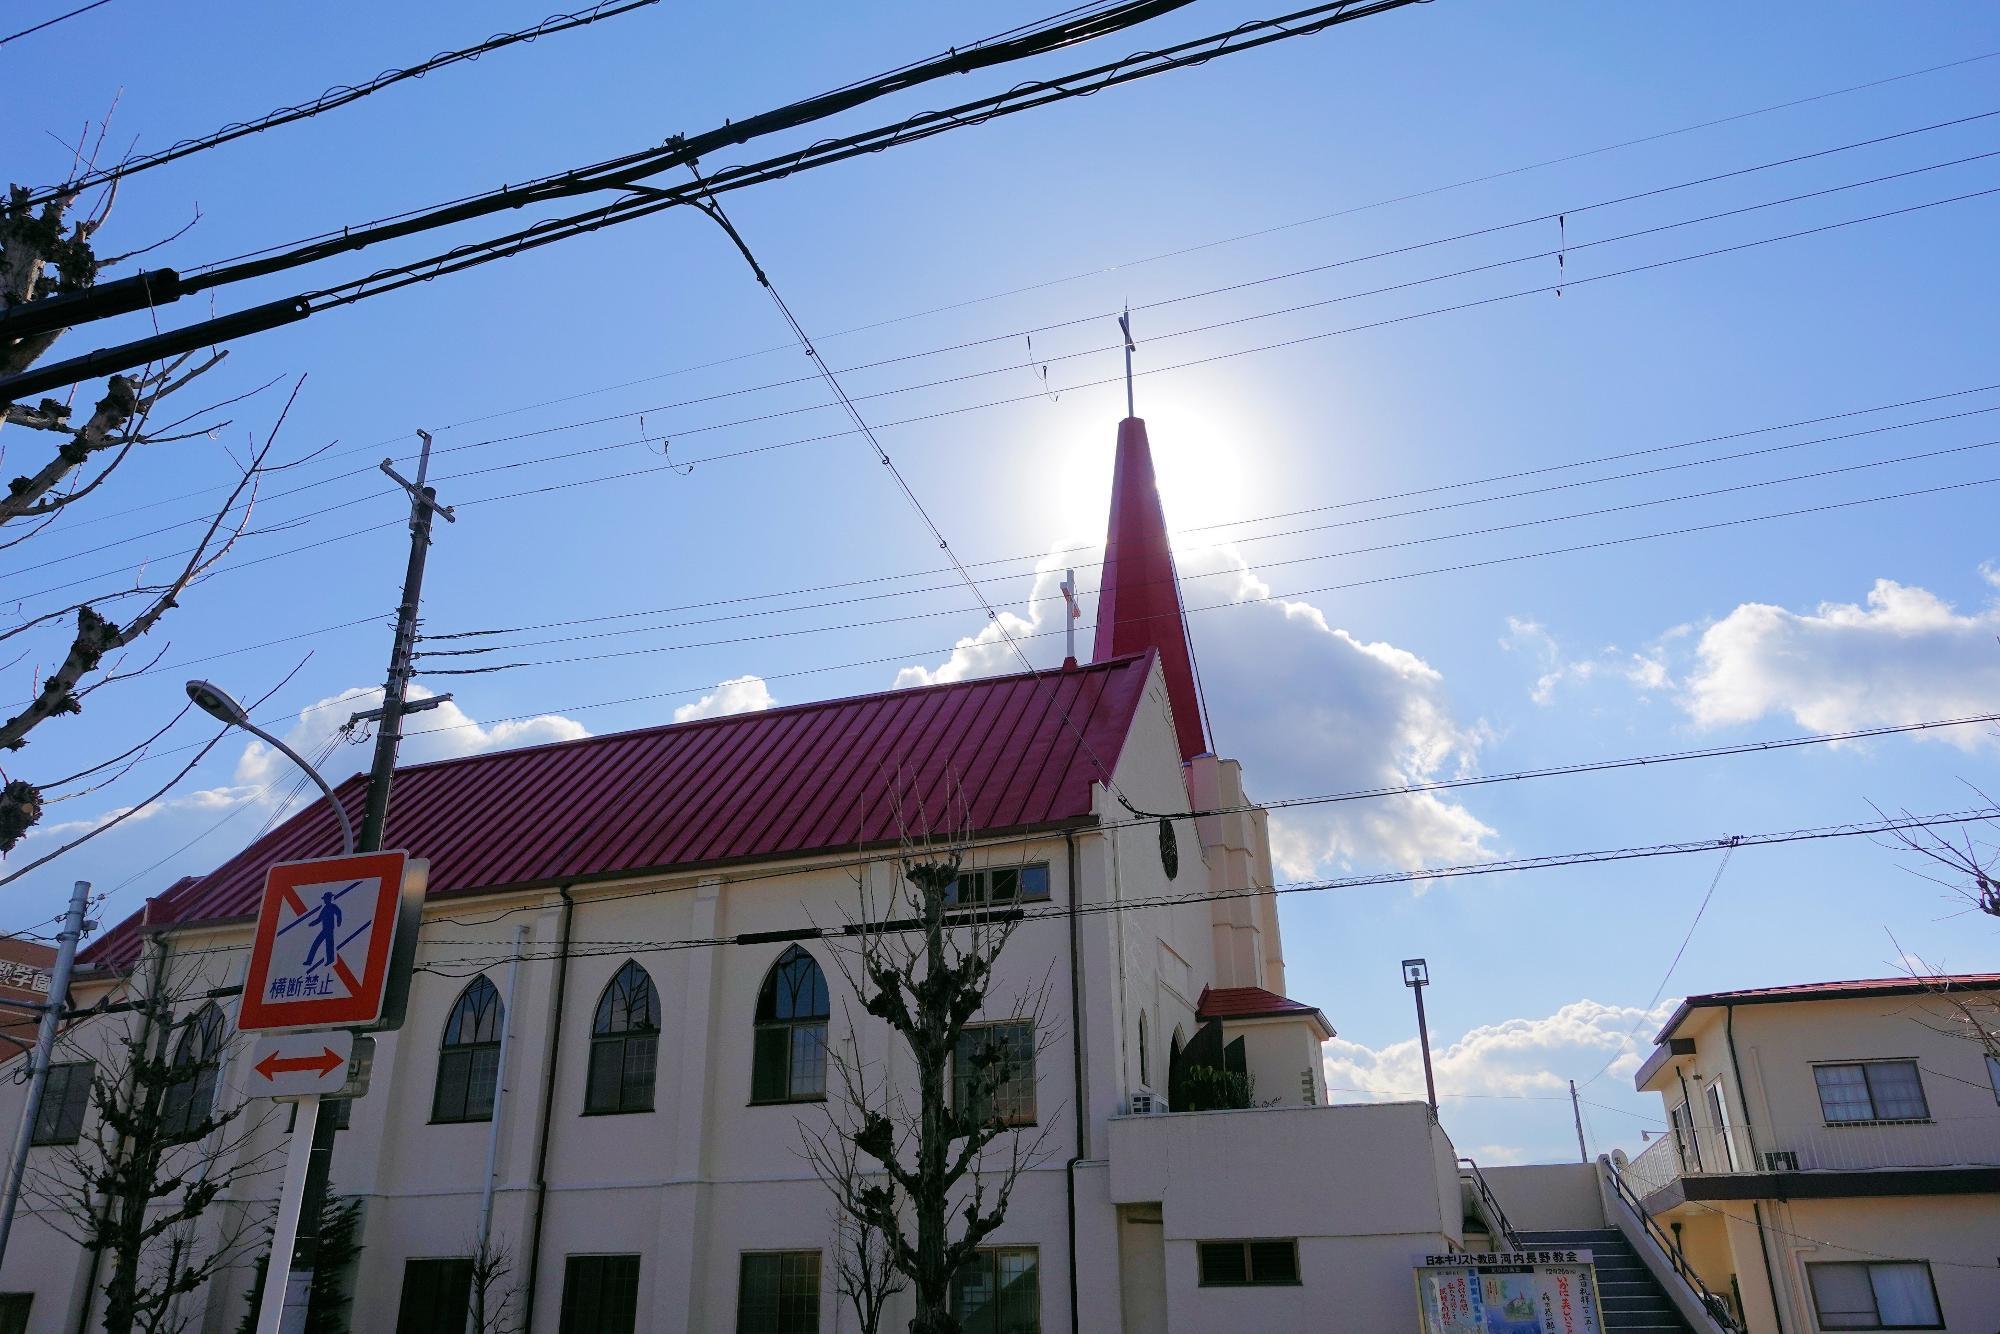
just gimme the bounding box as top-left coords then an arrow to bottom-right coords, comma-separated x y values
1198,985 -> 1332,1035
83,653 -> 1158,971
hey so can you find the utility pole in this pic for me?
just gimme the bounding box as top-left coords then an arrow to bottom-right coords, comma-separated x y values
263,432 -> 453,1334
0,879 -> 92,1266
1570,1079 -> 1589,1164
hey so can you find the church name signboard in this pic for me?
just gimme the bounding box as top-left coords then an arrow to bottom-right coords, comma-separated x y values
1415,1251 -> 1603,1334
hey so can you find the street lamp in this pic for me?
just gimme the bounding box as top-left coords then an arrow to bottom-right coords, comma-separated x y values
1402,957 -> 1437,1117
185,679 -> 355,855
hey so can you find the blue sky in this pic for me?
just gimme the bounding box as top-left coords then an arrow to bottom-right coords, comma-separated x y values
6,1 -> 1999,1162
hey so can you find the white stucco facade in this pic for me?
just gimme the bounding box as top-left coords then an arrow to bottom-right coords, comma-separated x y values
0,657 -> 1464,1333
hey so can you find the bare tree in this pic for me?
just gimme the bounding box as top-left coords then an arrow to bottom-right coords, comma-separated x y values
468,1232 -> 522,1334
810,803 -> 1059,1334
1877,801 -> 2000,1062
2,119 -> 308,862
28,946 -> 283,1334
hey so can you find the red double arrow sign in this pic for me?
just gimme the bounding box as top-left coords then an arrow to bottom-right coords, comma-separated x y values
255,1047 -> 345,1081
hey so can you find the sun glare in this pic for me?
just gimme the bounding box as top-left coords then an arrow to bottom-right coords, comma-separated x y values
1047,385 -> 1265,551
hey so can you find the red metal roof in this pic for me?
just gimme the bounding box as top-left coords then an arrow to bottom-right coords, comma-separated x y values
1093,417 -> 1208,763
1653,972 -> 2000,1042
83,653 -> 1156,970
1198,985 -> 1330,1032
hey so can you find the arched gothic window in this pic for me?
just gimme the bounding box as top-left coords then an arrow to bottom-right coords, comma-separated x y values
586,960 -> 660,1114
1138,1012 -> 1151,1088
161,1005 -> 225,1139
751,946 -> 828,1104
432,976 -> 504,1123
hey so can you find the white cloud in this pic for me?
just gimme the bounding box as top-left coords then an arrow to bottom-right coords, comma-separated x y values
236,684 -> 589,788
1683,573 -> 2000,745
1322,998 -> 1679,1103
674,675 -> 777,722
1503,617 -> 1672,704
894,557 -> 1073,689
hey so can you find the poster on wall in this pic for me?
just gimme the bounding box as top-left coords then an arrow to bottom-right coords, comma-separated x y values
1415,1252 -> 1603,1334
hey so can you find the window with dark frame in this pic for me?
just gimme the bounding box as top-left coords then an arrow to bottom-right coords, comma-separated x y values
1805,1260 -> 1943,1330
751,946 -> 828,1104
432,975 -> 504,1124
954,1022 -> 1037,1128
558,1253 -> 640,1334
31,1060 -> 93,1145
1986,1053 -> 1999,1103
160,1005 -> 225,1140
0,1293 -> 30,1334
1138,1012 -> 1150,1088
737,1251 -> 820,1334
1813,1061 -> 1930,1124
945,864 -> 1051,909
394,1258 -> 473,1334
952,1247 -> 1040,1334
586,960 -> 661,1115
1197,1239 -> 1300,1287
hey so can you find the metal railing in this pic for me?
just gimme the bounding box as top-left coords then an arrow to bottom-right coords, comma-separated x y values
1603,1155 -> 1744,1333
1623,1114 -> 2000,1197
1456,1156 -> 1521,1248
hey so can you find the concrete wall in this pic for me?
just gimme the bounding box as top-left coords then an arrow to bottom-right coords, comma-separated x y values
1108,1102 -> 1460,1333
1478,1162 -> 1605,1232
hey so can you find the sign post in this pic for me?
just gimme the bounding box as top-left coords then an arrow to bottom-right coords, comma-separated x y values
238,851 -> 415,1334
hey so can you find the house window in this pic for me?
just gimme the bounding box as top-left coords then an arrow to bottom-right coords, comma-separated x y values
160,1005 -> 225,1139
1670,1099 -> 1699,1172
559,1254 -> 640,1334
1806,1261 -> 1943,1330
952,1247 -> 1039,1334
954,1022 -> 1037,1127
751,946 -> 828,1104
586,960 -> 660,1115
32,1060 -> 93,1145
432,976 -> 504,1124
0,1294 -> 29,1334
1813,1061 -> 1930,1124
1704,1080 -> 1740,1171
1197,1239 -> 1300,1287
737,1251 -> 819,1334
395,1258 -> 473,1334
946,864 -> 1050,909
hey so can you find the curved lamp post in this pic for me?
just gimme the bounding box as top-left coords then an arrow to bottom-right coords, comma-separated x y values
185,679 -> 355,855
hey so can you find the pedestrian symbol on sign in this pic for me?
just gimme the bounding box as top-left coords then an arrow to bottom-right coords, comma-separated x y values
239,851 -> 412,1032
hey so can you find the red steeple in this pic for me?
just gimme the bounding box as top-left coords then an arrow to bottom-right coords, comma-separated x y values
1093,416 -> 1208,761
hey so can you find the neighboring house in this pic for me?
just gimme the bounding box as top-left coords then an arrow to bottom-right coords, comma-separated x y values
0,414 -> 1468,1334
0,939 -> 54,1058
1620,974 -> 2000,1334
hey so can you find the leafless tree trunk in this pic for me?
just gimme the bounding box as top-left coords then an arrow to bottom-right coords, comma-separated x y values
467,1231 -> 521,1334
811,796 -> 1059,1334
28,944 -> 283,1334
2,121 -> 311,863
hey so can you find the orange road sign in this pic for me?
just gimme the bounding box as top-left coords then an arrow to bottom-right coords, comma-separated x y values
239,851 -> 410,1032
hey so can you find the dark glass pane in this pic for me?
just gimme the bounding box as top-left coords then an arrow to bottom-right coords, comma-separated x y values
995,1250 -> 1039,1334
396,1258 -> 472,1334
0,1293 -> 29,1334
1863,1062 -> 1929,1121
1020,865 -> 1050,900
586,1038 -> 624,1114
1815,1065 -> 1874,1122
1198,1243 -> 1246,1285
465,1046 -> 500,1120
788,1022 -> 827,1099
1248,1241 -> 1298,1283
433,1049 -> 471,1121
989,869 -> 1019,903
752,1027 -> 789,1102
622,1035 -> 657,1112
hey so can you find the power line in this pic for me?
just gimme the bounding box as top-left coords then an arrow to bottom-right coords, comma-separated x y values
0,0 -> 1428,403
0,0 -> 113,46
18,169 -> 1999,608
32,100 -> 1999,553
15,0 -> 664,207
408,435 -> 2000,676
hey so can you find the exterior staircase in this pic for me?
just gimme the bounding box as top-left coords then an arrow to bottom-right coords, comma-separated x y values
1514,1229 -> 1692,1332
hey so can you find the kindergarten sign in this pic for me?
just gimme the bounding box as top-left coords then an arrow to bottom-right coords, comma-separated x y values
1416,1252 -> 1603,1334
238,851 -> 410,1032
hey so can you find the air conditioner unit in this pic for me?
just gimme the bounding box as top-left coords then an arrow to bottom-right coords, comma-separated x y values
1762,1150 -> 1799,1171
1130,1093 -> 1166,1115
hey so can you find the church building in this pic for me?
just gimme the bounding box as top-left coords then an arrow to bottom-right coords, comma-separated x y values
0,414 -> 1473,1333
